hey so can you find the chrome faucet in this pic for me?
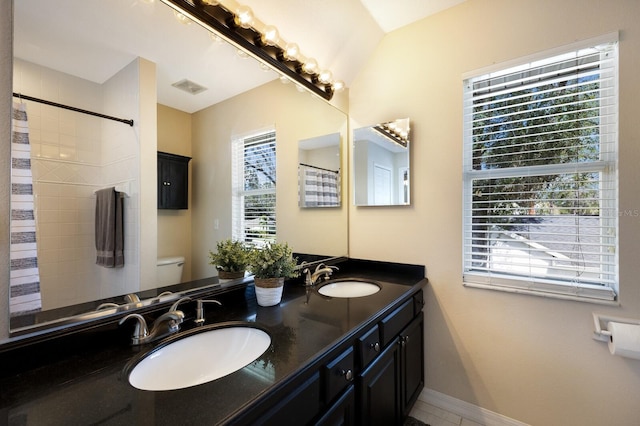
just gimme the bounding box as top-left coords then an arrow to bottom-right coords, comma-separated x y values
169,296 -> 191,312
119,297 -> 191,345
303,263 -> 339,286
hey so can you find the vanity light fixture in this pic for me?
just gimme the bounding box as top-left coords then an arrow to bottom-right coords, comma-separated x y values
373,118 -> 410,148
159,0 -> 343,101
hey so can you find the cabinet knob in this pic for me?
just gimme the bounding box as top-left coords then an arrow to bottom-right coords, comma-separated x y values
399,335 -> 410,347
340,369 -> 354,382
370,342 -> 380,352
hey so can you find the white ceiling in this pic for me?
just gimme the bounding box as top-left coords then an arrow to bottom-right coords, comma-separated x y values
13,0 -> 464,113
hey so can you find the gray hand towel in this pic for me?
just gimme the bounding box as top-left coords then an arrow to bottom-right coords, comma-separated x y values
95,187 -> 124,268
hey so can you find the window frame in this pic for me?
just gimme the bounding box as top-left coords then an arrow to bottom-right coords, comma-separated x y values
461,33 -> 619,303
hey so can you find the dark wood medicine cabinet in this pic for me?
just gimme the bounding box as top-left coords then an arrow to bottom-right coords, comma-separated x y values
157,151 -> 191,210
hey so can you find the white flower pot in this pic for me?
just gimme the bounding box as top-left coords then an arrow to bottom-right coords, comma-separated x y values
254,278 -> 284,307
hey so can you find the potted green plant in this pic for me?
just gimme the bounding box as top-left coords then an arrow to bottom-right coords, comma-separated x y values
247,242 -> 299,306
208,239 -> 250,280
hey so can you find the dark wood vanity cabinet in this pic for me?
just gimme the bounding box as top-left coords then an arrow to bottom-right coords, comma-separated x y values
232,289 -> 424,426
157,151 -> 191,209
358,297 -> 425,425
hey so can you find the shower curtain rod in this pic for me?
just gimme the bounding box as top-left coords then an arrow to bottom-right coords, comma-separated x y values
299,163 -> 339,174
12,92 -> 134,127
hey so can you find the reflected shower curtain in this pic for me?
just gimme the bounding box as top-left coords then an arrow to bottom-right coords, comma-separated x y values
10,102 -> 42,316
299,165 -> 340,207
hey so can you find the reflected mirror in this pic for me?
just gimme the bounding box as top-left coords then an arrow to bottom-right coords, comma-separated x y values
353,118 -> 410,206
8,1 -> 348,336
298,133 -> 341,208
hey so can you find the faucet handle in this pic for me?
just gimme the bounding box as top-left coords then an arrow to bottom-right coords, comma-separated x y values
119,313 -> 149,345
153,310 -> 185,334
124,293 -> 140,304
194,299 -> 222,325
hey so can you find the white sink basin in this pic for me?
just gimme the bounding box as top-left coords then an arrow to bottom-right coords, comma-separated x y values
127,325 -> 271,391
318,280 -> 381,298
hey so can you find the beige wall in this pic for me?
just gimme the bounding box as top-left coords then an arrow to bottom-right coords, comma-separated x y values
157,104 -> 192,282
190,80 -> 348,280
348,0 -> 640,425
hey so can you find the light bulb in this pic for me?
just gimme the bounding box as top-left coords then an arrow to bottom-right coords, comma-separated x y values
236,49 -> 249,59
318,70 -> 333,84
279,76 -> 290,84
234,5 -> 254,28
332,80 -> 345,92
303,58 -> 318,74
261,25 -> 279,46
284,43 -> 299,61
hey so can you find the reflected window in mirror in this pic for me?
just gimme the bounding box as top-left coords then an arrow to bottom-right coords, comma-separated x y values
353,118 -> 410,206
298,132 -> 341,208
232,130 -> 277,247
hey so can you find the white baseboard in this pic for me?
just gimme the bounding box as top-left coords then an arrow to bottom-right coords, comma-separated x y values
418,388 -> 530,426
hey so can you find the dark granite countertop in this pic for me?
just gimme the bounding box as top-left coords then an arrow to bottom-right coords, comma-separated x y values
0,259 -> 425,425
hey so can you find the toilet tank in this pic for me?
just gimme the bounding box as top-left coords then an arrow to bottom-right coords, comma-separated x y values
157,256 -> 185,286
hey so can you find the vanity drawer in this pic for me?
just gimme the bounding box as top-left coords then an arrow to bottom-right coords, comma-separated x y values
357,324 -> 381,369
379,299 -> 414,347
322,347 -> 355,404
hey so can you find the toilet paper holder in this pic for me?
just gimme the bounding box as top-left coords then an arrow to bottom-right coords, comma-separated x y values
592,313 -> 640,342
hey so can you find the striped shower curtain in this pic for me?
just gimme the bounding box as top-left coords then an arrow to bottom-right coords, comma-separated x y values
299,165 -> 340,207
10,102 -> 42,316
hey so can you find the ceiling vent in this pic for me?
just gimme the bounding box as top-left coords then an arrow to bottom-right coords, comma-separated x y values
171,79 -> 208,95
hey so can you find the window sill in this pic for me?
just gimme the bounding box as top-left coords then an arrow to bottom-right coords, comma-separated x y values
463,280 -> 620,306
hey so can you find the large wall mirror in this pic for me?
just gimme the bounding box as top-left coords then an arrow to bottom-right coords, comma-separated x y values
7,1 -> 348,338
353,118 -> 411,206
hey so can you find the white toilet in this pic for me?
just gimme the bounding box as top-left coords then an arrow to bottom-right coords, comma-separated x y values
157,256 -> 185,286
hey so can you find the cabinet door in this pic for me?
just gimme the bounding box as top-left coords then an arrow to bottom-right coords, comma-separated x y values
315,385 -> 355,426
401,312 -> 424,417
158,152 -> 190,209
259,372 -> 322,426
358,339 -> 401,426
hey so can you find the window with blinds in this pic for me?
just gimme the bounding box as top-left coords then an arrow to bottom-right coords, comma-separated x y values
462,37 -> 618,302
232,130 -> 277,247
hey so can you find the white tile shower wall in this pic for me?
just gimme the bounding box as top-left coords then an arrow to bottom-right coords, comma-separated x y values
14,59 -> 104,310
100,59 -> 141,300
12,58 -> 142,309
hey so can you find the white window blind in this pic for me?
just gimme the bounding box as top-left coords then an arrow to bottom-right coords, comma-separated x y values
462,38 -> 618,302
232,130 -> 277,247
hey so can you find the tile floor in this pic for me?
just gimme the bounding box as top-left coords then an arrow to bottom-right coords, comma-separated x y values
409,400 -> 485,426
